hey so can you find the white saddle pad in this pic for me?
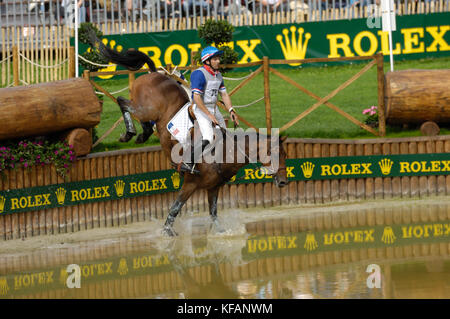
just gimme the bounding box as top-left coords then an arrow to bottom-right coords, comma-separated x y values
167,102 -> 193,144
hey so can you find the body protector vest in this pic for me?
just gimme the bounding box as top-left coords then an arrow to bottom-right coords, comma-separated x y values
198,67 -> 224,109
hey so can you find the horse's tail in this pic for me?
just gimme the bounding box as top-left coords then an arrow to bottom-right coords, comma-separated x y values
87,28 -> 156,72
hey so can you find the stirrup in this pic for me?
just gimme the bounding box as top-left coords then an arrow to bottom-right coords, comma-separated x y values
174,162 -> 200,174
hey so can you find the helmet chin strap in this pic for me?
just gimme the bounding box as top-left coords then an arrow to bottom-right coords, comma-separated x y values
205,60 -> 219,72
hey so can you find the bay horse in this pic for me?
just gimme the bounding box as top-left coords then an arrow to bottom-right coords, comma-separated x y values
88,31 -> 288,236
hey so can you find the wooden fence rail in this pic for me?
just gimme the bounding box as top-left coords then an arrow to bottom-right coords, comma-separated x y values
85,54 -> 386,147
0,135 -> 449,241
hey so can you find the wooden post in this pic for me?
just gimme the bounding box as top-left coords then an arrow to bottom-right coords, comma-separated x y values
129,71 -> 135,93
12,46 -> 19,86
68,46 -> 75,78
191,51 -> 197,68
263,56 -> 272,133
83,69 -> 90,80
376,52 -> 386,136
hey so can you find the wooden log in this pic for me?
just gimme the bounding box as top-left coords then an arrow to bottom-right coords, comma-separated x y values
304,143 -> 314,203
382,143 -> 392,199
330,144 -> 339,202
364,144 -> 374,199
355,144 -> 365,200
0,78 -> 101,140
321,144 -> 331,203
338,144 -> 348,201
62,128 -> 92,157
385,69 -> 450,125
420,121 -> 440,136
297,143 -> 306,204
313,144 -> 322,204
347,144 -> 356,201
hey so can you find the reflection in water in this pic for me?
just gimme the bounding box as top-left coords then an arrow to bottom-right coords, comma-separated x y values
0,199 -> 449,299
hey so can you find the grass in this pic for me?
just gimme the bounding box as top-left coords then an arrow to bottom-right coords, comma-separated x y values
88,56 -> 450,152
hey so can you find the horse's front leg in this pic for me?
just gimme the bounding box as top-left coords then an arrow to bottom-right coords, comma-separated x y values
208,186 -> 225,233
163,181 -> 197,236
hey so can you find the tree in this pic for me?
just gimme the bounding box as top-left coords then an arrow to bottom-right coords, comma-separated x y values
195,19 -> 238,73
78,23 -> 109,72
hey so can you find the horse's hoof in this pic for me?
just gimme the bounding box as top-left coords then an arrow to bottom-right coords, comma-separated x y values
119,132 -> 136,143
135,133 -> 150,144
212,219 -> 225,234
163,225 -> 178,237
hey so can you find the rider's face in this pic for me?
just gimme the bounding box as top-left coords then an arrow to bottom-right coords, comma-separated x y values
209,56 -> 221,70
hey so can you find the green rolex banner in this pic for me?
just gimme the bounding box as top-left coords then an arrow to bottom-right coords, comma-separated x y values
0,169 -> 183,215
0,153 -> 449,215
75,12 -> 450,78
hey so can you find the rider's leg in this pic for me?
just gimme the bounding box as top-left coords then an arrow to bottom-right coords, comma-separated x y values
135,120 -> 155,144
117,96 -> 137,143
182,106 -> 215,173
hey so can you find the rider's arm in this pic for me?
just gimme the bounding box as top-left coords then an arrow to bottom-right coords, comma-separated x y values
220,90 -> 239,125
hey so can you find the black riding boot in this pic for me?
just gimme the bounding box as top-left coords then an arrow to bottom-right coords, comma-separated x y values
180,140 -> 210,174
135,121 -> 155,144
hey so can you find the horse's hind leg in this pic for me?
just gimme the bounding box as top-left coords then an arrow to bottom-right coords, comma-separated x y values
208,187 -> 225,233
135,120 -> 155,144
117,96 -> 137,142
163,182 -> 197,236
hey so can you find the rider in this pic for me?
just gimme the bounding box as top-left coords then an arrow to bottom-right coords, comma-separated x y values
182,46 -> 239,173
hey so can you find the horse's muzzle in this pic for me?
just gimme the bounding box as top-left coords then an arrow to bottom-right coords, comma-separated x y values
277,180 -> 287,188
274,175 -> 288,188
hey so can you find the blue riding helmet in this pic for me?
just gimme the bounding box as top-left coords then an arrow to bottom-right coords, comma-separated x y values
201,46 -> 223,63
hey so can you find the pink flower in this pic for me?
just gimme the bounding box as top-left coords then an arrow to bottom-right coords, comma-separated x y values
24,163 -> 28,168
362,109 -> 370,115
54,150 -> 58,155
370,111 -> 376,116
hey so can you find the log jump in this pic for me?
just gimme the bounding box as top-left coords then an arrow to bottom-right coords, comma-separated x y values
0,78 -> 102,156
385,69 -> 450,135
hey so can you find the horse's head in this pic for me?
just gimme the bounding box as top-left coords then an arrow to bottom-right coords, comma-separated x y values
260,135 -> 288,188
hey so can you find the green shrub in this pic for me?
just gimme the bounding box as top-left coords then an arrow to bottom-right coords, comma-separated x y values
78,23 -> 109,72
195,19 -> 238,73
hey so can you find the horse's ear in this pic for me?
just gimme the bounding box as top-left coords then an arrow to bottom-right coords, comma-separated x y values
280,135 -> 288,143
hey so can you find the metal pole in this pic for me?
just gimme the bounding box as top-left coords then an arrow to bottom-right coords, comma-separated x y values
75,0 -> 79,77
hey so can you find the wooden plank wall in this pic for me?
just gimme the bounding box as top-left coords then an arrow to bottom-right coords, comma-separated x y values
0,135 -> 449,241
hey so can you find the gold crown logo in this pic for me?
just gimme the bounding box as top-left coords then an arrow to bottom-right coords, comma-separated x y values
304,233 -> 318,252
117,258 -> 128,276
276,26 -> 311,66
378,158 -> 393,175
0,195 -> 6,213
300,161 -> 315,179
55,187 -> 66,205
114,180 -> 125,197
0,277 -> 9,296
171,172 -> 181,189
381,226 -> 396,244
